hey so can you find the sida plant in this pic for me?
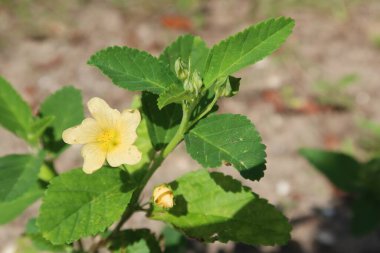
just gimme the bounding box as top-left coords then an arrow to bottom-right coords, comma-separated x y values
0,17 -> 295,252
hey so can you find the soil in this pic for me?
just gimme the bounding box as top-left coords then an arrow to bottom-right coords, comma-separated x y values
0,0 -> 380,252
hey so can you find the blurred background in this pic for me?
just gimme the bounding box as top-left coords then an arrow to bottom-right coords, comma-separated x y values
0,0 -> 380,252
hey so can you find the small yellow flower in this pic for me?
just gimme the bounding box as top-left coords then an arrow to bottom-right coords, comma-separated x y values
62,97 -> 142,174
153,184 -> 174,209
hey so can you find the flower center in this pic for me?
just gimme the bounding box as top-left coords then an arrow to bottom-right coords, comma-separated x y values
96,129 -> 120,152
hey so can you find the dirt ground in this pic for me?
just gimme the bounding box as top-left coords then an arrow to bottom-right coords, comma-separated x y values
0,0 -> 380,252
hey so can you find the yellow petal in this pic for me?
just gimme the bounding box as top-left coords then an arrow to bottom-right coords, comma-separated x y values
81,143 -> 106,174
120,109 -> 141,144
62,118 -> 101,144
87,97 -> 121,129
153,185 -> 174,209
106,143 -> 142,167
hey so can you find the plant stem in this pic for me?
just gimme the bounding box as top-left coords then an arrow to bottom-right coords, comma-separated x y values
190,94 -> 219,127
162,102 -> 192,157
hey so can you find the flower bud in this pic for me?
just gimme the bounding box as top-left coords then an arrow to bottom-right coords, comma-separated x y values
174,58 -> 189,81
153,184 -> 174,209
183,71 -> 203,95
191,70 -> 203,95
214,76 -> 232,97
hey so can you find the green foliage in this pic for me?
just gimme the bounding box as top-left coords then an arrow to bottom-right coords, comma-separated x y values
301,148 -> 380,235
299,148 -> 361,192
0,153 -> 44,202
0,184 -> 42,224
39,86 -> 84,155
157,85 -> 193,109
161,226 -> 187,253
203,17 -> 295,87
150,170 -> 291,246
142,92 -> 182,150
351,196 -> 380,235
159,35 -> 209,75
38,168 -> 136,244
185,114 -> 266,181
109,229 -> 161,253
25,218 -> 69,252
88,46 -> 180,94
40,86 -> 84,141
0,76 -> 34,142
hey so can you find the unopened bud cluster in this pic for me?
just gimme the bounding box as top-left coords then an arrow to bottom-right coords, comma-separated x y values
175,58 -> 203,96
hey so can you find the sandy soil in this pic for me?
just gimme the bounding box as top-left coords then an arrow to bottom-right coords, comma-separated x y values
0,0 -> 380,252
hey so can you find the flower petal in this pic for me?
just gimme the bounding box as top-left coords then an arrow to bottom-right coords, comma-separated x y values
62,118 -> 101,144
81,143 -> 106,174
121,109 -> 141,131
120,109 -> 141,144
87,97 -> 121,129
106,143 -> 142,167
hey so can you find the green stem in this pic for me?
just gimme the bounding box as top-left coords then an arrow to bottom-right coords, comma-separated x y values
162,102 -> 192,157
190,94 -> 219,128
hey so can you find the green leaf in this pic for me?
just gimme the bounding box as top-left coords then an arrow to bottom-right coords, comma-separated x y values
360,158 -> 380,197
88,46 -> 179,94
25,218 -> 69,252
38,168 -> 136,245
157,84 -> 193,109
161,226 -> 187,253
109,229 -> 162,253
299,148 -> 361,192
159,35 -> 209,75
351,196 -> 380,235
0,184 -> 42,224
142,92 -> 182,150
185,114 -> 266,181
203,17 -> 295,87
40,86 -> 84,141
30,116 -> 55,140
0,76 -> 34,141
0,153 -> 44,202
126,116 -> 155,182
150,170 -> 291,246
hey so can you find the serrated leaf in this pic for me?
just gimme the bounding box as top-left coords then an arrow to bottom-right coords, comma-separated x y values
203,17 -> 295,87
0,184 -> 42,224
142,92 -> 182,150
185,114 -> 266,181
159,35 -> 209,75
299,148 -> 361,192
25,218 -> 68,252
40,86 -> 84,141
157,85 -> 193,109
0,153 -> 44,202
0,76 -> 34,142
150,170 -> 291,246
88,46 -> 179,94
38,168 -> 136,245
109,229 -> 162,253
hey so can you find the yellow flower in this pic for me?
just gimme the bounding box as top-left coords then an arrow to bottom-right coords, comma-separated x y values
153,184 -> 174,209
62,97 -> 142,174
